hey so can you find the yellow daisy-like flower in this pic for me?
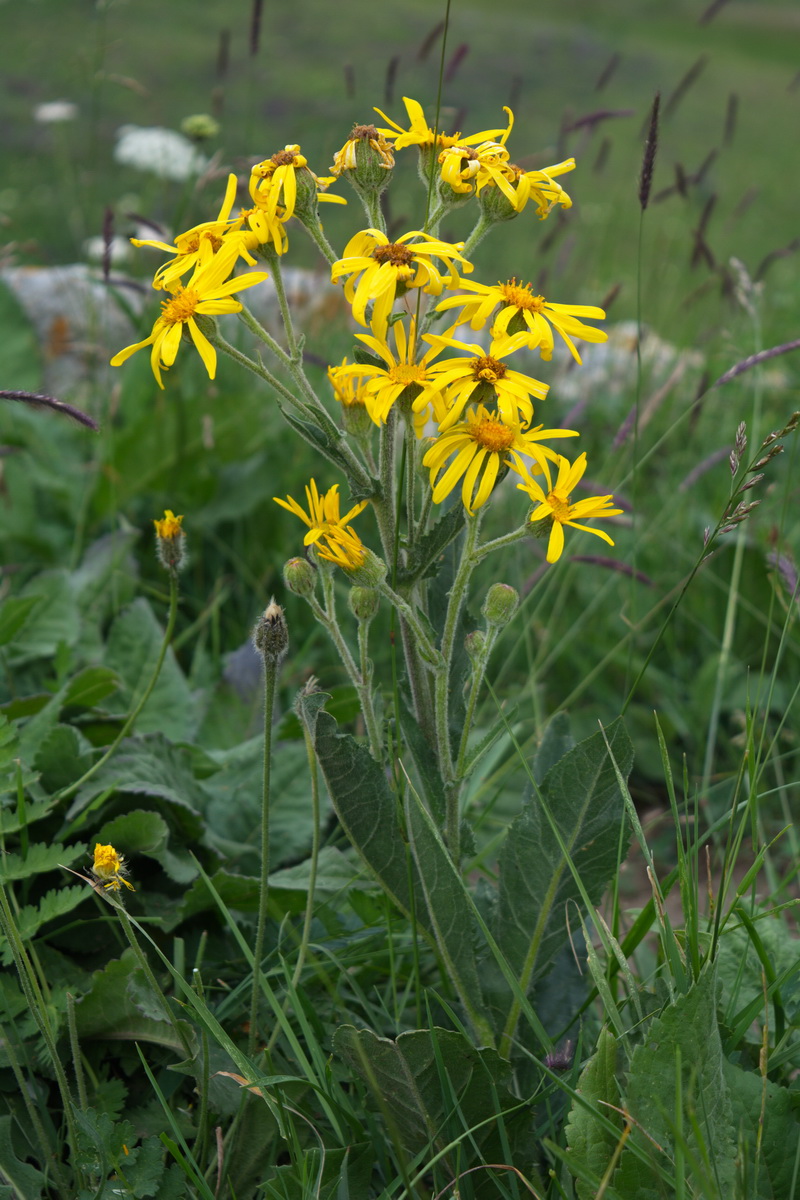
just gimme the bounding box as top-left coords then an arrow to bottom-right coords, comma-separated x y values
132,174 -> 259,289
110,247 -> 269,389
331,228 -> 472,336
250,145 -> 346,226
331,124 -> 395,175
437,278 -> 607,364
512,453 -> 623,563
153,509 -> 183,538
337,317 -> 454,429
91,843 -> 135,892
273,478 -> 368,547
417,330 -> 549,431
479,158 -> 576,219
423,403 -> 579,513
327,358 -> 370,408
374,96 -> 513,152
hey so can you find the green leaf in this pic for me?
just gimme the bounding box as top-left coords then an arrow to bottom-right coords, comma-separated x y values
62,665 -> 121,710
33,723 -> 93,792
565,1028 -> 624,1199
495,718 -> 633,992
0,1114 -> 46,1199
397,698 -> 445,823
398,504 -> 465,586
75,950 -> 197,1057
264,1143 -> 374,1200
164,869 -> 260,931
0,595 -> 39,646
0,885 -> 88,964
404,784 -> 489,1040
532,710 -> 574,783
723,1059 -> 800,1199
103,598 -> 197,740
614,963 -> 737,1198
95,808 -> 198,885
9,569 -> 81,661
0,840 -> 86,884
334,1025 -> 527,1164
296,691 -> 429,932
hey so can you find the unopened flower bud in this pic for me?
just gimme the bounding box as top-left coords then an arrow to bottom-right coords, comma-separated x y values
528,514 -> 553,544
348,586 -> 380,622
465,630 -> 486,661
153,509 -> 187,573
252,598 -> 289,664
342,547 -> 388,588
181,113 -> 220,142
477,178 -> 519,224
283,556 -> 316,597
482,583 -> 519,628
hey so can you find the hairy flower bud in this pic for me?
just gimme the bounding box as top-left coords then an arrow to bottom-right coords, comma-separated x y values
153,509 -> 187,573
283,556 -> 316,597
181,113 -> 220,142
348,586 -> 380,622
482,583 -> 519,628
252,598 -> 289,664
465,629 -> 486,661
342,547 -> 388,588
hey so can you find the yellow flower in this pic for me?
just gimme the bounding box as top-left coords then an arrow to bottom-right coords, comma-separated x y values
417,330 -> 549,431
110,246 -> 269,388
437,278 -> 607,364
131,174 -> 259,289
336,317 -> 453,428
512,453 -> 623,563
331,228 -> 472,336
250,145 -> 345,225
331,124 -> 395,175
91,843 -> 135,892
374,96 -> 513,152
438,124 -> 513,196
423,403 -> 578,513
273,478 -> 367,547
327,358 -> 370,408
153,509 -> 183,539
478,157 -> 575,219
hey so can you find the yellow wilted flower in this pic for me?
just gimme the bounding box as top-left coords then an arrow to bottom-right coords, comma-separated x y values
91,843 -> 135,892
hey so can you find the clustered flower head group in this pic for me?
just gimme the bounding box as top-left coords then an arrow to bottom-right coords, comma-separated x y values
112,96 -> 621,566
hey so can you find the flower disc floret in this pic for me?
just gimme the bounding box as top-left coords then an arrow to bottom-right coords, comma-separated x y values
422,403 -> 578,513
110,246 -> 269,388
437,277 -> 607,363
331,228 -> 472,336
512,452 -> 623,562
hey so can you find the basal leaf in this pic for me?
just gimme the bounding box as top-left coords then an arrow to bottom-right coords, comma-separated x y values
565,1027 -> 624,1199
75,950 -> 196,1057
0,840 -> 86,884
723,1059 -> 800,1199
0,885 -> 88,965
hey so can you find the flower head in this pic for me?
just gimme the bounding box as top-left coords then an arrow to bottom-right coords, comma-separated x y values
336,317 -> 453,429
478,157 -> 575,220
153,509 -> 187,572
273,479 -> 367,547
114,125 -> 208,181
418,330 -> 549,431
437,278 -> 606,363
331,228 -> 472,336
110,246 -> 269,388
374,96 -> 513,153
315,526 -> 369,571
91,843 -> 135,892
132,174 -> 258,289
422,403 -> 577,513
512,453 -> 623,563
250,145 -> 345,227
331,124 -> 395,177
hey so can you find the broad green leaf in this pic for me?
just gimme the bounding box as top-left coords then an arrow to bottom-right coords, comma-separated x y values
264,1143 -> 373,1200
334,1025 -> 527,1166
495,718 -> 632,994
0,885 -> 88,964
75,950 -> 196,1057
0,1114 -> 46,1199
9,569 -> 81,661
717,915 -> 800,1050
0,840 -> 86,884
397,698 -> 445,823
296,691 -> 429,932
0,594 -> 39,646
103,598 -> 197,740
565,1027 -> 624,1199
723,1059 -> 800,1199
404,785 -> 489,1041
397,503 -> 465,586
62,665 -> 121,710
532,710 -> 574,783
33,723 -> 93,793
268,845 -> 366,898
614,963 -> 736,1198
0,797 -> 54,834
164,869 -> 260,931
95,808 -> 198,885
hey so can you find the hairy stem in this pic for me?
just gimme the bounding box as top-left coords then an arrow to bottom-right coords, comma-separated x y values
248,655 -> 278,1056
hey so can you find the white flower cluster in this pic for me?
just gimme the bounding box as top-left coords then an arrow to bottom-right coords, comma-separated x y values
114,125 -> 208,182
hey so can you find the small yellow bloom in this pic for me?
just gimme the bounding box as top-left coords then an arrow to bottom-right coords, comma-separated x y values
110,245 -> 269,388
437,278 -> 607,364
478,157 -> 576,219
512,453 -> 623,563
315,526 -> 367,571
330,124 -> 395,175
91,843 -> 135,892
273,479 -> 367,547
374,96 -> 513,152
327,359 -> 369,408
331,228 -> 472,336
131,174 -> 259,289
250,145 -> 345,227
153,509 -> 183,539
423,404 -> 578,513
336,317 -> 454,429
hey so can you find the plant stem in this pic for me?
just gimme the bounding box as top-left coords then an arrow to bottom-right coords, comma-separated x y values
248,654 -> 278,1057
0,1019 -> 68,1198
455,626 -> 499,778
56,572 -> 179,804
435,511 -> 482,860
378,579 -> 443,669
66,992 -> 89,1110
472,525 -> 529,563
461,214 -> 494,260
297,213 -> 339,265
